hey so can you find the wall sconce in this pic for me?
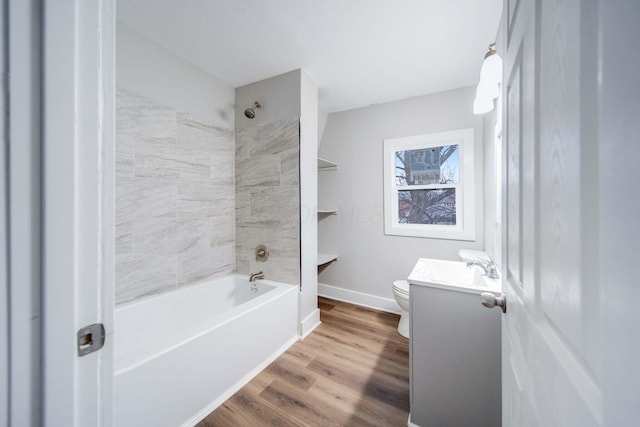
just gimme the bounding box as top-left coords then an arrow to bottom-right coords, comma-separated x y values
473,43 -> 503,115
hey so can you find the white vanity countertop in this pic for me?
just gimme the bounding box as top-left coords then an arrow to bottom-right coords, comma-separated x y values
407,258 -> 502,296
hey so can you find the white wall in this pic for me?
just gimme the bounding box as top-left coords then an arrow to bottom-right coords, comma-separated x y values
482,104 -> 500,263
116,21 -> 234,129
299,71 -> 320,336
318,86 -> 484,302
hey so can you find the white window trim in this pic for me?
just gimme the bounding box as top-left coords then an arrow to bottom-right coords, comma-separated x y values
383,128 -> 476,241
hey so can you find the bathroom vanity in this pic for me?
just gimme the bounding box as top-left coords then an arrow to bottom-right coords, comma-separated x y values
408,258 -> 502,427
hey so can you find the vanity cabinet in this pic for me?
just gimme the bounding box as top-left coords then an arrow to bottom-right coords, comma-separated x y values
409,283 -> 501,427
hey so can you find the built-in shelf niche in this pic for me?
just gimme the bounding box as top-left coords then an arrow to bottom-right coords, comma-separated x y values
318,157 -> 338,171
317,252 -> 338,266
318,158 -> 338,270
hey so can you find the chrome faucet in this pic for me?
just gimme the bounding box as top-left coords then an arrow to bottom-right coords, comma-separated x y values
249,271 -> 265,282
467,261 -> 499,279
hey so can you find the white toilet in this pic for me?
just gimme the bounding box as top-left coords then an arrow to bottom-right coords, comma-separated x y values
392,279 -> 410,338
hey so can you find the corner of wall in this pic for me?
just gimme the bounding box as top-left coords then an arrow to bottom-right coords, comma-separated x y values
299,70 -> 319,328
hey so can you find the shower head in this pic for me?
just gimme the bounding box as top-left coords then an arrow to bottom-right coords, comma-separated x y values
244,101 -> 262,119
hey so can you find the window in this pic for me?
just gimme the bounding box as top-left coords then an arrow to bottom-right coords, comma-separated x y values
383,128 -> 476,240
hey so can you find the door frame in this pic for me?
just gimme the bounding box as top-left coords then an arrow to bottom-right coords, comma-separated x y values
5,0 -> 44,425
41,1 -> 115,426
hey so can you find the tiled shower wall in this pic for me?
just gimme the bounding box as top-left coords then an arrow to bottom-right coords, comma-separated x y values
115,89 -> 236,305
235,118 -> 301,285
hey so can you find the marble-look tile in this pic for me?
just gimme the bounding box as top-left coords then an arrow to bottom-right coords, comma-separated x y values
116,150 -> 135,177
236,229 -> 299,264
115,220 -> 133,256
135,139 -> 212,184
234,249 -> 251,277
132,218 -> 211,256
236,118 -> 299,159
177,113 -> 235,155
235,155 -> 281,187
115,254 -> 177,305
280,146 -> 300,186
176,218 -> 211,254
116,132 -> 135,155
132,218 -> 178,256
116,89 -> 177,142
235,188 -> 251,219
176,183 -> 234,217
249,186 -> 299,219
177,244 -> 235,285
235,221 -> 281,248
116,176 -> 177,221
236,253 -> 300,286
115,87 -> 240,305
271,235 -> 301,260
210,151 -> 235,186
210,216 -> 235,246
265,256 -> 301,285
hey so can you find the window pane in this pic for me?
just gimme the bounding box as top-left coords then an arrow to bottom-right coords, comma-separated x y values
398,189 -> 456,225
395,145 -> 459,185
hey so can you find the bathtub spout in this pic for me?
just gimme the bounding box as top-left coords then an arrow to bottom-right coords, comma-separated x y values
249,271 -> 265,282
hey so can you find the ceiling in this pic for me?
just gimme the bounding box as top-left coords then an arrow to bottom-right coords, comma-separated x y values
117,0 -> 503,113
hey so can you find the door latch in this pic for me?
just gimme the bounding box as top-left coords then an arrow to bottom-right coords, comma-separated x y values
77,323 -> 105,357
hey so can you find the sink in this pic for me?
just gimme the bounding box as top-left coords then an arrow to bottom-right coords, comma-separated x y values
407,258 -> 502,295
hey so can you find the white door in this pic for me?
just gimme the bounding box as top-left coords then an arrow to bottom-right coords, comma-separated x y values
41,1 -> 115,426
501,0 -> 640,425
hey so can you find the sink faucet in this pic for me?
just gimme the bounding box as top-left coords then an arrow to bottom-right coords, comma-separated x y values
249,271 -> 265,282
466,261 -> 499,279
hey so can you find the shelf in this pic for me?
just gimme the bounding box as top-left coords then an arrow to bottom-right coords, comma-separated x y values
318,253 -> 338,266
318,209 -> 338,215
318,157 -> 338,171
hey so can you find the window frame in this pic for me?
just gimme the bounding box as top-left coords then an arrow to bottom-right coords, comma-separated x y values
383,128 -> 476,241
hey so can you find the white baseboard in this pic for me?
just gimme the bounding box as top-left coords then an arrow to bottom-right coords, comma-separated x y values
184,335 -> 299,427
318,283 -> 401,314
299,308 -> 321,339
408,413 -> 419,426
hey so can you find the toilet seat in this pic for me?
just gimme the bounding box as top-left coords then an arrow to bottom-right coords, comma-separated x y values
392,280 -> 410,338
392,279 -> 410,296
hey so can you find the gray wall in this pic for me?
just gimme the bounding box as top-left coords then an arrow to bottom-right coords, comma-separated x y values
234,70 -> 301,131
317,86 -> 484,301
115,89 -> 236,305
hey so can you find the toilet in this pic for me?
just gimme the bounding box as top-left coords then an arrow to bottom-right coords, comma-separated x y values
392,279 -> 410,338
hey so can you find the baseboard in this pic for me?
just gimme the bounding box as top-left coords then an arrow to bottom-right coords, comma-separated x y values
408,413 -> 419,426
318,283 -> 401,314
299,308 -> 321,339
184,335 -> 299,427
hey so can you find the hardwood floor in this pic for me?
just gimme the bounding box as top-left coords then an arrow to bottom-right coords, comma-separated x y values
197,297 -> 409,427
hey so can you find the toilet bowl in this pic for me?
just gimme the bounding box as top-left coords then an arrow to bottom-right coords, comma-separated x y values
392,280 -> 410,338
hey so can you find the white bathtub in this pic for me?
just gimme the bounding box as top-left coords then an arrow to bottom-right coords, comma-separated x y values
114,274 -> 299,427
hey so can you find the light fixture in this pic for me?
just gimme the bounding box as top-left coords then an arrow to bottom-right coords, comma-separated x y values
473,43 -> 503,115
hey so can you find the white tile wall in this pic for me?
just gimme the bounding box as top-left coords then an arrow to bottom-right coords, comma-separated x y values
235,118 -> 300,285
115,89 -> 235,305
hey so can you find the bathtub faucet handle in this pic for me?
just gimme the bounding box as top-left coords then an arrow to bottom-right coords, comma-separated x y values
249,271 -> 265,282
255,244 -> 269,262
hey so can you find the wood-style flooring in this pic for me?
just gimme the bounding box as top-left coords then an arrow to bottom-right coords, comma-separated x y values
196,297 -> 410,427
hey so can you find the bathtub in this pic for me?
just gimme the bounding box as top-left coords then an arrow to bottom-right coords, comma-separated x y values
114,274 -> 299,427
